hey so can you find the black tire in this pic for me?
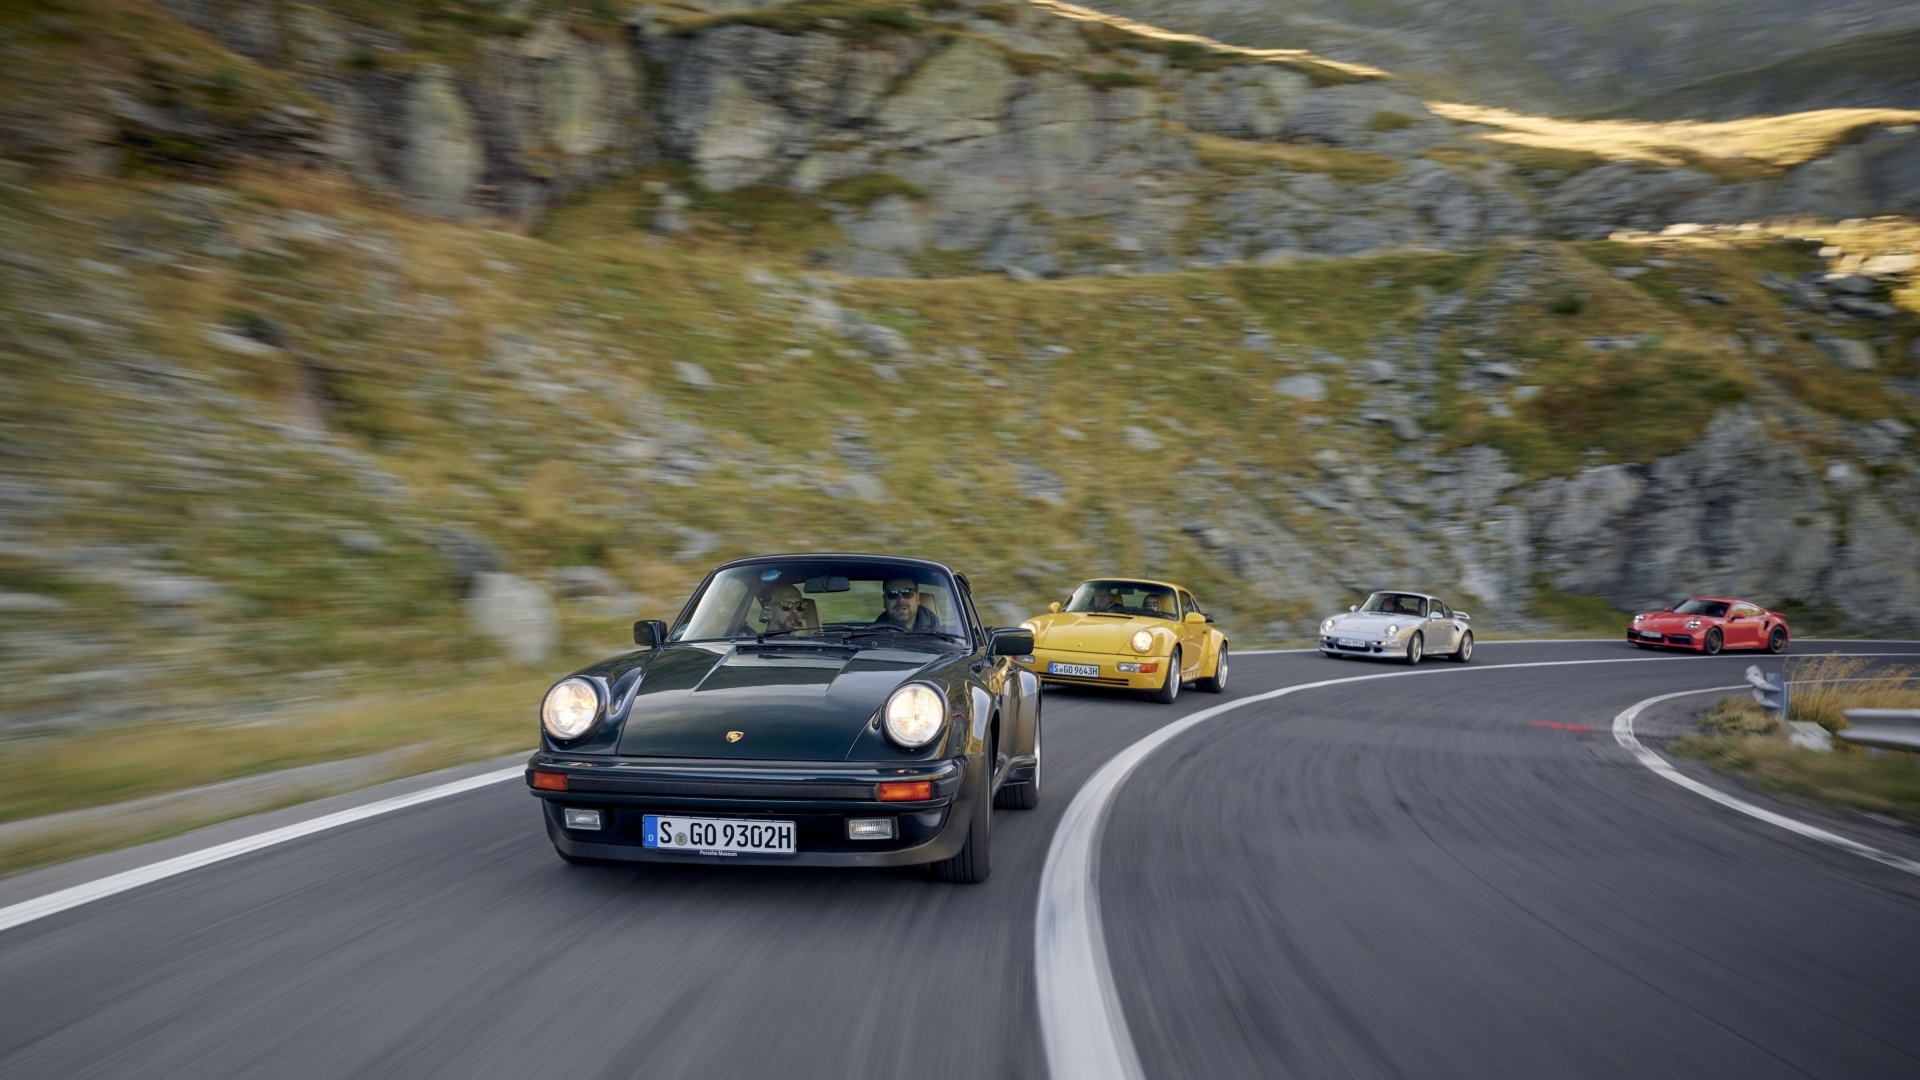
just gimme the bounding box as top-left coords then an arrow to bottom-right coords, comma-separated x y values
1449,631 -> 1473,663
1196,642 -> 1229,693
1702,628 -> 1723,656
1404,631 -> 1424,666
932,755 -> 993,883
995,708 -> 1041,810
1768,627 -> 1788,654
1148,647 -> 1181,704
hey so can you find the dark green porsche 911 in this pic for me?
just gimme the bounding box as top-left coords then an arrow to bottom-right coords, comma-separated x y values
525,554 -> 1039,882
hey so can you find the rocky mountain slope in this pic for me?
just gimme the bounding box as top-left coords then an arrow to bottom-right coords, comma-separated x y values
1080,0 -> 1920,117
1595,28 -> 1920,122
1,0 -> 1918,741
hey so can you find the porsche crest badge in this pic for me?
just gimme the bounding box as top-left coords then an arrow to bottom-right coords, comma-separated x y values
725,730 -> 744,743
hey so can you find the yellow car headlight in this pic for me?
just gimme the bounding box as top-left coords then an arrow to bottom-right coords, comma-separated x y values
542,678 -> 600,740
883,683 -> 946,749
1131,630 -> 1154,653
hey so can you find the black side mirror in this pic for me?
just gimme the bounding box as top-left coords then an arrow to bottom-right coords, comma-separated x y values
633,620 -> 667,648
988,628 -> 1035,656
1204,612 -> 1215,623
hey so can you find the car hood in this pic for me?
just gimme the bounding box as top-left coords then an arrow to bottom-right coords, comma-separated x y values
1324,612 -> 1418,634
1031,612 -> 1176,653
614,643 -> 938,759
1637,612 -> 1712,629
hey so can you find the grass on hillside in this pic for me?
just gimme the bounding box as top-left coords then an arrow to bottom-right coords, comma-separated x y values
1189,131 -> 1403,184
1596,27 -> 1920,122
1428,101 -> 1920,179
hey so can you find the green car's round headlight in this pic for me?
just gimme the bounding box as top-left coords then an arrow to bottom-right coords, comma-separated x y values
542,677 -> 600,740
1131,630 -> 1154,653
884,683 -> 946,749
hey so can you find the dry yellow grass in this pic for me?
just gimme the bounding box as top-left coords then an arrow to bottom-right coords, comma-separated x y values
1784,655 -> 1920,733
1427,102 -> 1920,175
1187,130 -> 1403,184
1029,0 -> 1386,79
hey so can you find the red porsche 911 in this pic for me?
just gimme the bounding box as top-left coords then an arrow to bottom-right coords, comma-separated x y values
1627,597 -> 1790,655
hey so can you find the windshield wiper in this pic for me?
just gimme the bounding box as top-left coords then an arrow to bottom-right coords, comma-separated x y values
844,626 -> 966,642
753,627 -> 855,644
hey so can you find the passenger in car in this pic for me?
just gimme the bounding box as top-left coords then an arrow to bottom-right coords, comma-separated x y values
761,584 -> 810,633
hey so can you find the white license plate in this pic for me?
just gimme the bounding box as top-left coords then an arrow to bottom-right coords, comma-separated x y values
1049,662 -> 1100,678
1338,638 -> 1368,648
644,815 -> 796,856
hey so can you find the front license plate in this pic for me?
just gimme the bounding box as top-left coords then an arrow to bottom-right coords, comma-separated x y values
1338,638 -> 1368,648
1049,662 -> 1100,678
644,815 -> 796,856
1640,631 -> 1662,640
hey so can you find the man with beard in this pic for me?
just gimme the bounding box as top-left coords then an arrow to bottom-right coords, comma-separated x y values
874,575 -> 942,632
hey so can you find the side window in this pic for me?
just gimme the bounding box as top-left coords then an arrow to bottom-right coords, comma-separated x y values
1180,591 -> 1198,618
1432,600 -> 1450,618
956,578 -> 984,645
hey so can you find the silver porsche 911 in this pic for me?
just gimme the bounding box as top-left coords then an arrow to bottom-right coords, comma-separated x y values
1319,591 -> 1473,664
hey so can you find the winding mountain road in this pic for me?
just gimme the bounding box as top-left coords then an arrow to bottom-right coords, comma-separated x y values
3,641 -> 1919,1079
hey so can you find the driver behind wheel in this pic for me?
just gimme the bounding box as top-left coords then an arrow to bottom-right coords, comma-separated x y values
876,576 -> 942,632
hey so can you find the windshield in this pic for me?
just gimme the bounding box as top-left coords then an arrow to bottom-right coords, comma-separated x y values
1359,592 -> 1427,616
1671,598 -> 1730,617
1065,580 -> 1178,620
672,559 -> 968,643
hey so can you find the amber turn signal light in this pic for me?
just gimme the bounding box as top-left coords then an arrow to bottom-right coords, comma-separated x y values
876,780 -> 932,802
531,770 -> 568,792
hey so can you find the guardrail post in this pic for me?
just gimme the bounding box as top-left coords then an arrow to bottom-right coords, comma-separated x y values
1745,665 -> 1788,717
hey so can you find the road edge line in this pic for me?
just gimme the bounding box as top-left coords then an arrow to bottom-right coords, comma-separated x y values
1612,687 -> 1920,878
0,765 -> 524,936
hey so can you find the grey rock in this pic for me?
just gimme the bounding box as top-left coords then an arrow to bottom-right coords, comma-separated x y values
403,66 -> 484,218
0,591 -> 69,613
1123,426 -> 1163,451
675,361 -> 715,387
1814,336 -> 1879,371
1274,374 -> 1327,401
467,572 -> 558,666
555,565 -> 621,599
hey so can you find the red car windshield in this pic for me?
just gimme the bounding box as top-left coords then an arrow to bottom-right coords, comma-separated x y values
1671,599 -> 1731,617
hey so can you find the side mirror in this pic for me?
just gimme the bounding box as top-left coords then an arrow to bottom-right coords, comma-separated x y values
1349,605 -> 1357,612
989,628 -> 1035,656
633,620 -> 667,649
1662,606 -> 1672,612
1204,612 -> 1215,623
1457,612 -> 1471,621
1184,611 -> 1206,624
1048,601 -> 1062,613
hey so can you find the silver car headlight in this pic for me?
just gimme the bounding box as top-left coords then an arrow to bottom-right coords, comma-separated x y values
542,677 -> 600,740
1686,618 -> 1702,630
1130,630 -> 1154,653
1383,623 -> 1400,638
1321,618 -> 1335,633
884,683 -> 946,749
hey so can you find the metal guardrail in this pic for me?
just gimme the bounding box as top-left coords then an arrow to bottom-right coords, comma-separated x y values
1839,709 -> 1920,752
1746,666 -> 1788,715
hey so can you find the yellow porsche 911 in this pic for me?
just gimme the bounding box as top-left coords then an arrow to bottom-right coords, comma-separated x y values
1018,579 -> 1228,704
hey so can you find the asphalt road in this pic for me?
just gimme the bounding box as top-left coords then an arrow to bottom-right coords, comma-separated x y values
3,641 -> 1919,1080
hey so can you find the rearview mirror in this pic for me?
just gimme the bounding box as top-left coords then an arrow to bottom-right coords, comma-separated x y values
1048,601 -> 1062,613
633,619 -> 667,648
989,628 -> 1035,656
1184,611 -> 1205,624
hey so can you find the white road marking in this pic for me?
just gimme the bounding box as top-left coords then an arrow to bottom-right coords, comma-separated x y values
1035,649 -> 1920,1080
0,766 -> 524,936
1612,687 -> 1920,878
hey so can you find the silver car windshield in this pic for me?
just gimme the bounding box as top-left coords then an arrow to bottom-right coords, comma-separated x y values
672,559 -> 967,642
1359,592 -> 1427,616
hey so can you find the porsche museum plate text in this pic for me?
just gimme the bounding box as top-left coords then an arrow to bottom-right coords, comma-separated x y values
644,815 -> 796,856
1048,662 -> 1100,678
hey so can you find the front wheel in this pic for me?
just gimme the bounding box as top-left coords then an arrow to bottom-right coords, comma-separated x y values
1404,632 -> 1424,666
1702,628 -> 1723,656
1449,631 -> 1473,663
1148,647 -> 1181,704
995,708 -> 1041,810
932,758 -> 993,883
1767,627 -> 1788,654
1196,642 -> 1229,693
